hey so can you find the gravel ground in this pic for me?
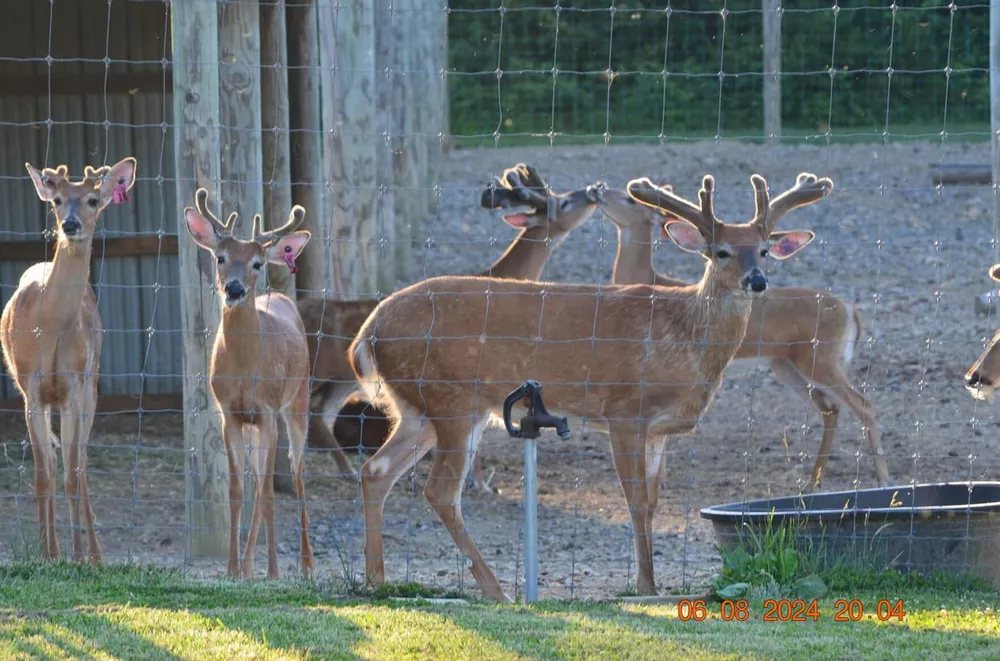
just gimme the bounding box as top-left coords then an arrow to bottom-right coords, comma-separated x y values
3,139 -> 1000,600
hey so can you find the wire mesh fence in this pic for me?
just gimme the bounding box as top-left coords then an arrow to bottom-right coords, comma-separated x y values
0,0 -> 998,601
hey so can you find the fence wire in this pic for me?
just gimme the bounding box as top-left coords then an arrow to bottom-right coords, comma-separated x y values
0,0 -> 997,601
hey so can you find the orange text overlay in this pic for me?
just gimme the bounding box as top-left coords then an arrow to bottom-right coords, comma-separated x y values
676,599 -> 906,623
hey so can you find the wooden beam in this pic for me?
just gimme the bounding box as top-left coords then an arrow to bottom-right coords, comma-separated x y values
930,163 -> 992,186
0,72 -> 172,98
260,0 -> 295,494
762,0 -> 782,142
318,0 -> 379,298
0,393 -> 183,414
0,236 -> 179,262
261,0 -> 295,295
219,0 -> 265,535
375,0 -> 397,294
287,0 -> 329,298
171,0 -> 228,559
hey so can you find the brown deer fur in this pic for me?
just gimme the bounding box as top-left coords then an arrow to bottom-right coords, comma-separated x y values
349,172 -> 832,600
299,164 -> 600,492
965,263 -> 1000,401
183,188 -> 315,581
597,186 -> 887,490
1,157 -> 137,564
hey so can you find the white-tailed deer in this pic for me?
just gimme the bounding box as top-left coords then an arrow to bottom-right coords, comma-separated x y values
349,171 -> 832,600
183,188 -> 315,580
299,164 -> 600,492
596,185 -> 888,490
0,157 -> 137,564
965,264 -> 1000,401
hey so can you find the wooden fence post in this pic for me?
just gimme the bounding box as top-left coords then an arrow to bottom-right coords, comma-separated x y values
762,0 -> 782,142
172,0 -> 228,558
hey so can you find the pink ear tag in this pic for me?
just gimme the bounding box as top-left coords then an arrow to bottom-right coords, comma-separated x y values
112,179 -> 130,204
283,245 -> 299,274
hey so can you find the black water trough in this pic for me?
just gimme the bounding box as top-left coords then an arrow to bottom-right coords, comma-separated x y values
700,481 -> 1000,586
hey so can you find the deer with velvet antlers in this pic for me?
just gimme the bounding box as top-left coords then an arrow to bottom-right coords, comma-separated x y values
1,157 -> 137,564
299,163 -> 600,492
183,188 -> 315,580
595,184 -> 887,490
349,171 -> 833,600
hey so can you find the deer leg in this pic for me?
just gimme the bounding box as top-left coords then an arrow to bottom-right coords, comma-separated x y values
221,412 -> 246,579
359,399 -> 436,588
25,401 -> 59,560
59,397 -> 84,562
78,382 -> 101,564
769,358 -> 841,491
467,449 -> 495,495
608,419 -> 656,595
244,417 -> 279,580
285,383 -> 315,579
816,366 -> 888,486
423,416 -> 509,602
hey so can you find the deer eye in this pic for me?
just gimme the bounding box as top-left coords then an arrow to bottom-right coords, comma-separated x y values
760,248 -> 769,257
87,197 -> 99,208
252,262 -> 263,271
715,249 -> 731,259
216,255 -> 226,265
52,196 -> 63,206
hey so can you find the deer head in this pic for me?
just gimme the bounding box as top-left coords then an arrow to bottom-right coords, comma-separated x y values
965,264 -> 1000,401
25,157 -> 137,243
626,172 -> 832,296
183,188 -> 311,308
480,163 -> 600,234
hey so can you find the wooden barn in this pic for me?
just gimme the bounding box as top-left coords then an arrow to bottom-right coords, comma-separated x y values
0,0 -> 447,555
0,0 -> 447,406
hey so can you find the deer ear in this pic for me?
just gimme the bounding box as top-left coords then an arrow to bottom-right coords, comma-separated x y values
265,231 -> 311,265
25,163 -> 56,201
663,219 -> 707,254
989,264 -> 1000,283
768,230 -> 815,260
184,207 -> 218,251
99,157 -> 137,203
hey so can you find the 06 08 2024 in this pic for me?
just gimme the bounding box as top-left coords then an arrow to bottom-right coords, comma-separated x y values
676,598 -> 906,622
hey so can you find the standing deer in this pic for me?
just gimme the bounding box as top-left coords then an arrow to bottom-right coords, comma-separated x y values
349,171 -> 832,600
299,163 -> 601,492
0,157 -> 137,564
965,264 -> 1000,401
595,185 -> 887,490
182,188 -> 315,580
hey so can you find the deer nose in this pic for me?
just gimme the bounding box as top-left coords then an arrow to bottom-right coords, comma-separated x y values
224,280 -> 246,300
744,269 -> 767,293
61,219 -> 81,235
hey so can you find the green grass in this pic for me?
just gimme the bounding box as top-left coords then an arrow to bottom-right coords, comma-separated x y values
1,564 -> 999,659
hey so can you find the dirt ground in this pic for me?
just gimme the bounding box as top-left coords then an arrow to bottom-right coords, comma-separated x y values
3,139 -> 1000,600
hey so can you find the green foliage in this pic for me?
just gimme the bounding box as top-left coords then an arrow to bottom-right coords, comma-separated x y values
711,515 -> 828,601
448,0 -> 989,138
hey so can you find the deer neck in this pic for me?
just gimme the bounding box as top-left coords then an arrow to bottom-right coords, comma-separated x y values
44,237 -> 94,328
479,225 -> 565,280
219,292 -> 262,358
692,262 -> 754,372
611,224 -> 658,285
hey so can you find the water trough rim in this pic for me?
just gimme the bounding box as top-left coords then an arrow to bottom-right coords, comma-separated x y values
699,480 -> 1000,523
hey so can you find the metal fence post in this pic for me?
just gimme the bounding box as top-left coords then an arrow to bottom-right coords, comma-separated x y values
524,436 -> 539,603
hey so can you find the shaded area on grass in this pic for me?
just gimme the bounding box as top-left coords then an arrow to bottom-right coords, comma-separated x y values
0,564 -> 999,660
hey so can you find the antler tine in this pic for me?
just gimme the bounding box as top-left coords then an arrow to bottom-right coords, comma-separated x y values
516,163 -> 549,191
251,214 -> 263,240
626,175 -> 719,236
194,188 -> 234,236
750,174 -> 769,225
256,205 -> 307,245
759,172 -> 834,233
505,166 -> 548,209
